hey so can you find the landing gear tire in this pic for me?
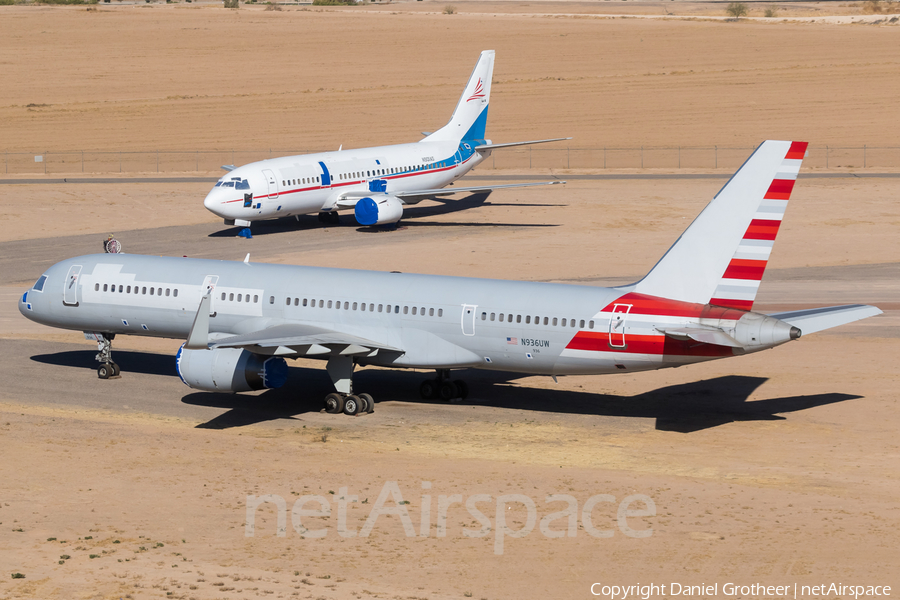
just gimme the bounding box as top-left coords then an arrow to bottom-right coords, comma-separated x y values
358,393 -> 375,414
111,362 -> 121,377
453,380 -> 468,400
439,381 -> 459,401
420,379 -> 437,400
324,392 -> 344,414
343,394 -> 362,416
98,364 -> 112,380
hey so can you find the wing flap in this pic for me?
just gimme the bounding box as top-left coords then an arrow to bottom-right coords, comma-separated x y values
210,323 -> 403,358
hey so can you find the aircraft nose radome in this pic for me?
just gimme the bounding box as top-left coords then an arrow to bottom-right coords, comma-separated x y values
203,188 -> 228,217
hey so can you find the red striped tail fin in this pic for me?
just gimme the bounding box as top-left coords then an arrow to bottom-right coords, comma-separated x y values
629,141 -> 808,308
709,141 -> 807,310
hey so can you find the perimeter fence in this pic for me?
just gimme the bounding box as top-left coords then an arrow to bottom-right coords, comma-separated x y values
4,145 -> 900,175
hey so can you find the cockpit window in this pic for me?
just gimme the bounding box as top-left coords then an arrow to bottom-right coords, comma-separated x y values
214,182 -> 222,187
235,179 -> 250,190
222,181 -> 235,188
32,275 -> 47,292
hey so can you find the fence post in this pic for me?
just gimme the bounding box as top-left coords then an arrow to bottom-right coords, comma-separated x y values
119,151 -> 122,173
715,146 -> 718,169
567,146 -> 570,169
529,146 -> 532,169
196,151 -> 199,172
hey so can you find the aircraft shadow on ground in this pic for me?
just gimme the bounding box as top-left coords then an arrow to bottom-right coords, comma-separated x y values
181,367 -> 861,432
207,193 -> 562,238
29,350 -> 860,432
30,349 -> 176,378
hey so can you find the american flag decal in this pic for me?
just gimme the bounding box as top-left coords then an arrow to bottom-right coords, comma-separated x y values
466,78 -> 486,103
507,337 -> 518,345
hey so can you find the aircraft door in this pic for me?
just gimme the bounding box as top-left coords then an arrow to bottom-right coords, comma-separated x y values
262,169 -> 278,205
202,275 -> 219,316
608,304 -> 632,348
63,265 -> 82,306
461,304 -> 477,336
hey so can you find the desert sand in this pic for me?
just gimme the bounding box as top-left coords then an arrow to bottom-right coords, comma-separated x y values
1,3 -> 899,599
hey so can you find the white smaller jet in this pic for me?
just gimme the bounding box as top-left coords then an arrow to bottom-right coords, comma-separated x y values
203,50 -> 568,228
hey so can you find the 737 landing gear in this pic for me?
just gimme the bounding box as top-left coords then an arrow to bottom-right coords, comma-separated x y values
94,333 -> 120,379
322,357 -> 375,416
419,369 -> 468,401
317,211 -> 341,225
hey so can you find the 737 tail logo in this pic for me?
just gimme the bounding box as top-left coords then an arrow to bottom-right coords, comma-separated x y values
466,78 -> 485,102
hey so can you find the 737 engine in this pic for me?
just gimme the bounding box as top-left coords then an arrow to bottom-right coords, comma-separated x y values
176,345 -> 288,393
354,195 -> 404,226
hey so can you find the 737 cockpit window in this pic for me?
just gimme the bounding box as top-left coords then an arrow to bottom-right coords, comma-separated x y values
222,181 -> 235,188
235,179 -> 250,190
32,275 -> 48,292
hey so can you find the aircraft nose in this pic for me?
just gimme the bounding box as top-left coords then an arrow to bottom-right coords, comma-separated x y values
204,187 -> 231,218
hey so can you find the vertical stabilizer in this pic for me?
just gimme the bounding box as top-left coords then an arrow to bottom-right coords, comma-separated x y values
423,50 -> 494,143
629,140 -> 808,308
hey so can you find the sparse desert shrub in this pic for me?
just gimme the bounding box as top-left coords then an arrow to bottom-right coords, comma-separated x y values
264,1 -> 281,9
862,0 -> 883,12
11,573 -> 25,579
443,4 -> 456,13
726,1 -> 748,17
224,0 -> 239,8
764,5 -> 778,16
312,0 -> 358,4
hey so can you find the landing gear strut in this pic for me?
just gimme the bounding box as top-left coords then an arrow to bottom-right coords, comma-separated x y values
322,356 -> 374,416
318,211 -> 341,225
94,333 -> 120,379
419,369 -> 468,401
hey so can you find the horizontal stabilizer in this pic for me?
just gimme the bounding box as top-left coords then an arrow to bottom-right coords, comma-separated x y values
656,326 -> 742,348
474,137 -> 571,152
220,165 -> 236,172
768,304 -> 882,335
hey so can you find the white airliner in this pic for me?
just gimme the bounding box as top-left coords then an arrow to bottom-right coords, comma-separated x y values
203,50 -> 567,228
21,141 -> 880,416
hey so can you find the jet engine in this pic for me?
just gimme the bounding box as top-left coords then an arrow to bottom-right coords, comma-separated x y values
175,345 -> 288,393
354,195 -> 404,226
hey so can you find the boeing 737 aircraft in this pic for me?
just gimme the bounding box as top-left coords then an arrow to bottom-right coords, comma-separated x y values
21,141 -> 880,416
203,50 -> 567,229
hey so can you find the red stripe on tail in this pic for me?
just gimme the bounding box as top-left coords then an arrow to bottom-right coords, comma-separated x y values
722,258 -> 767,281
785,141 -> 808,160
743,219 -> 781,241
764,178 -> 795,200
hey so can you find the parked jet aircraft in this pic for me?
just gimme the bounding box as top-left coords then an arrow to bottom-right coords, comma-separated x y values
21,141 -> 880,415
203,50 -> 567,229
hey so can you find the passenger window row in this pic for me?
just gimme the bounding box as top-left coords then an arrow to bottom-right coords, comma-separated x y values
96,283 -> 178,298
219,292 -> 259,304
481,311 -> 594,330
282,296 -> 443,318
283,176 -> 320,187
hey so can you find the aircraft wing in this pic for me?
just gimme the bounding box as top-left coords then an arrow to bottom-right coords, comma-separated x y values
334,180 -> 564,207
767,304 -> 882,336
474,137 -> 571,152
210,323 -> 404,359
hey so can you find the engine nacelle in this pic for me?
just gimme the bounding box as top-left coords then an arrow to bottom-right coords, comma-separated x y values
732,312 -> 801,351
175,345 -> 288,393
354,195 -> 404,226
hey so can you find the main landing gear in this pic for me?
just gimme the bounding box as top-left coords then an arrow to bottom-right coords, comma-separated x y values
317,211 -> 341,225
419,369 -> 469,402
322,356 -> 375,417
94,333 -> 121,379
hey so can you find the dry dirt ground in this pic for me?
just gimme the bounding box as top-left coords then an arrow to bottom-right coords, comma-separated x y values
1,3 -> 899,600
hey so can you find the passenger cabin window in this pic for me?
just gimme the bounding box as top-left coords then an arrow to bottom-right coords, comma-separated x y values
95,283 -> 100,291
270,296 -> 275,304
589,320 -> 595,329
